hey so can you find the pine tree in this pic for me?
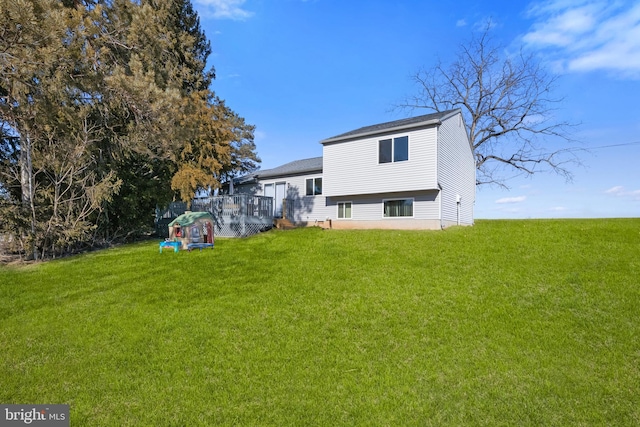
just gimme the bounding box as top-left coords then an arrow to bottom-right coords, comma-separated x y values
0,0 -> 259,258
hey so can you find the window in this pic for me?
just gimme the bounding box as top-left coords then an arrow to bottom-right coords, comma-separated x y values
393,136 -> 408,162
263,183 -> 274,198
379,139 -> 392,163
306,177 -> 322,196
379,136 -> 408,163
383,199 -> 413,217
338,202 -> 352,219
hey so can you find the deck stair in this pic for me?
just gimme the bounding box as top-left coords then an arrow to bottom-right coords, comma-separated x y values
274,218 -> 296,230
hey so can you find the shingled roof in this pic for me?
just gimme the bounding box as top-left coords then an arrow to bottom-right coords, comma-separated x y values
321,109 -> 460,144
253,156 -> 323,179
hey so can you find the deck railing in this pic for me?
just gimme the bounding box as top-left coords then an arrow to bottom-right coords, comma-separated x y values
156,195 -> 274,238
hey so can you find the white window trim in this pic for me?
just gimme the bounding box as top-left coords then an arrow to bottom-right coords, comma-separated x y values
305,177 -> 323,196
382,197 -> 415,219
379,135 -> 410,164
337,201 -> 353,219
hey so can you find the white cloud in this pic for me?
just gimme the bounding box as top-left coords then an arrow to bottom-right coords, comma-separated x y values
193,0 -> 253,20
456,19 -> 467,27
495,196 -> 527,204
605,185 -> 625,195
605,186 -> 640,200
522,0 -> 640,78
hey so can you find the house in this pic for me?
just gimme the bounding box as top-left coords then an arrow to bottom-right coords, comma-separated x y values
233,157 -> 324,218
235,109 -> 475,229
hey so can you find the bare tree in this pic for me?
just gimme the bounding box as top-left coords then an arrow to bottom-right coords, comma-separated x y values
400,24 -> 579,187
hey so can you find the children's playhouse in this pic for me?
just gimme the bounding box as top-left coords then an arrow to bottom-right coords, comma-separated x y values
160,211 -> 214,252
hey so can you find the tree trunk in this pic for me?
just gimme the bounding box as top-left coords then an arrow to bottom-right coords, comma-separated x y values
19,132 -> 38,261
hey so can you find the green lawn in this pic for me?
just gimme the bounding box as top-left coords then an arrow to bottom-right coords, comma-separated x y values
1,219 -> 639,426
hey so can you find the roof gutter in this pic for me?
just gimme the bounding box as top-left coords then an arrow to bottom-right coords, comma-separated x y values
256,168 -> 323,180
320,118 -> 443,145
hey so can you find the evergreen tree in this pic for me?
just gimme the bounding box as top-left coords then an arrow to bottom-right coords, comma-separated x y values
0,0 -> 258,259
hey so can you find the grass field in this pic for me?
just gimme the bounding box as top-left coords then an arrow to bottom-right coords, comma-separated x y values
1,219 -> 639,426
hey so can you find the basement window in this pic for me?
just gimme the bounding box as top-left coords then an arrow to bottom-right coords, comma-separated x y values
337,202 -> 352,219
383,199 -> 413,217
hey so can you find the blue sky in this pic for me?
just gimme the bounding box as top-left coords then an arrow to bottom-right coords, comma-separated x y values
192,0 -> 640,219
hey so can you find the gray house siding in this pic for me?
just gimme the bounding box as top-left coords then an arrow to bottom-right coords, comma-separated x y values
323,126 -> 438,197
232,157 -> 331,223
282,173 -> 332,223
437,112 -> 475,226
327,190 -> 441,229
254,173 -> 332,223
321,113 -> 453,229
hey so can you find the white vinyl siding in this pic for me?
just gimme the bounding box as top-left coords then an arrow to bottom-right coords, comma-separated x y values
257,173 -> 332,223
327,191 -> 439,221
437,112 -> 475,225
323,126 -> 438,197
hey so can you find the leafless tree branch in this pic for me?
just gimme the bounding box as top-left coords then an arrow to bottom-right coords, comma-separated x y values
396,22 -> 581,187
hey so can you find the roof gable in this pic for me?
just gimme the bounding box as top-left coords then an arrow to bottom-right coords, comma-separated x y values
321,109 -> 460,144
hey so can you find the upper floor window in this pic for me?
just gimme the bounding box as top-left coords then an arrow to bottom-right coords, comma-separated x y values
306,177 -> 322,196
379,136 -> 408,163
